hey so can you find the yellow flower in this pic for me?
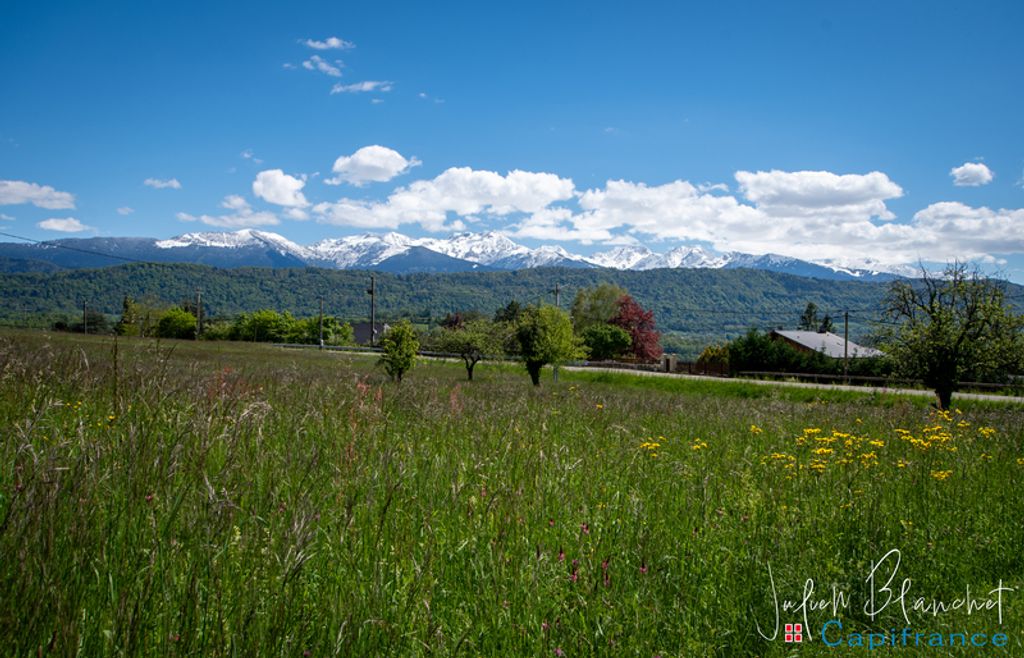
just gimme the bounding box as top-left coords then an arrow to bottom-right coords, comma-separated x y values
978,427 -> 997,438
750,424 -> 763,434
930,469 -> 953,481
896,459 -> 909,468
812,447 -> 833,456
595,404 -> 604,409
691,439 -> 708,451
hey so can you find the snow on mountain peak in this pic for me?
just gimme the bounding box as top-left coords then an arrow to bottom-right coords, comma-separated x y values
156,229 -> 310,258
150,229 -> 911,279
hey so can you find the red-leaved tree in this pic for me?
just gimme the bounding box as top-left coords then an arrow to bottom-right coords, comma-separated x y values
610,295 -> 663,362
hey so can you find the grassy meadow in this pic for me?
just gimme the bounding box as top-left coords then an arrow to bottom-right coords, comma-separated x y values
1,330 -> 1022,656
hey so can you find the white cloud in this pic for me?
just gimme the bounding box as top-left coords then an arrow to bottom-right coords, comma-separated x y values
240,149 -> 264,164
302,36 -> 355,50
331,80 -> 393,94
0,213 -> 15,221
735,169 -> 902,220
144,177 -> 182,190
252,169 -> 309,208
177,196 -> 279,228
314,167 -> 575,231
117,207 -> 134,215
547,170 -> 922,266
325,145 -> 421,186
302,55 -> 343,77
0,179 -> 75,209
909,201 -> 1024,258
38,217 -> 91,232
950,162 -> 993,187
221,194 -> 249,211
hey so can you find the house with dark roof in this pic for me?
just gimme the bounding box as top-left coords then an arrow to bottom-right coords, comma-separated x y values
770,330 -> 884,359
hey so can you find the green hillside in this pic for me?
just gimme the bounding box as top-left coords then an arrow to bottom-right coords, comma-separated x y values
0,263 -> 928,345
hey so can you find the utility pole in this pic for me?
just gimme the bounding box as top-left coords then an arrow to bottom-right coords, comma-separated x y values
367,275 -> 377,347
843,311 -> 849,384
195,287 -> 202,339
552,283 -> 561,308
319,296 -> 324,348
82,302 -> 88,335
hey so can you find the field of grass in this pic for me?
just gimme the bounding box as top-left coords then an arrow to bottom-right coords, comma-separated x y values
1,330 -> 1022,656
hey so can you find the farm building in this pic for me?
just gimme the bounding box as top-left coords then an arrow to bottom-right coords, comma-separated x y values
770,330 -> 884,359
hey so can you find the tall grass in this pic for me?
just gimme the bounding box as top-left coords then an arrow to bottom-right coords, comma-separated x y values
1,330 -> 1022,656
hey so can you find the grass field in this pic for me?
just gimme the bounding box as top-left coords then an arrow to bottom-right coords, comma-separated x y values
1,330 -> 1022,656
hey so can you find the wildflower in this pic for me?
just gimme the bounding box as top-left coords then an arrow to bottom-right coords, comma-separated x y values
595,404 -> 604,410
896,459 -> 909,468
145,493 -> 154,503
930,470 -> 953,481
542,621 -> 550,632
580,523 -> 590,535
549,517 -> 555,527
1017,458 -> 1024,466
558,548 -> 565,562
639,561 -> 648,574
750,424 -> 763,434
555,648 -> 565,657
812,447 -> 833,456
978,427 -> 997,438
691,439 -> 708,451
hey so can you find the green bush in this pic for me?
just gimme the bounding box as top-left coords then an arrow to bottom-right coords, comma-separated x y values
156,308 -> 196,339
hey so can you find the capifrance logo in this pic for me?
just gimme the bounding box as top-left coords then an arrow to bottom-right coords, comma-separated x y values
755,549 -> 1014,647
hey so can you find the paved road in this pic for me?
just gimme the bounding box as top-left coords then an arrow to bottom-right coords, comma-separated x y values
564,365 -> 1024,405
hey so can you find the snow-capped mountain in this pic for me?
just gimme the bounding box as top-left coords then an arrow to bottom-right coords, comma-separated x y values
156,228 -> 313,260
308,232 -> 417,269
494,245 -> 596,270
587,246 -> 663,270
662,246 -> 727,269
0,228 -> 909,280
419,231 -> 530,266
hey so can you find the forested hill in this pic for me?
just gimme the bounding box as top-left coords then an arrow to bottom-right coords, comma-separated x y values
0,262 -> 941,341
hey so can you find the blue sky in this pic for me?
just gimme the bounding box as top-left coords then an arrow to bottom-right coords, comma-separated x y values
2,0 -> 1023,279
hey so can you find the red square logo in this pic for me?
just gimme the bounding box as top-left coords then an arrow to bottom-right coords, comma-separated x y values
785,623 -> 803,643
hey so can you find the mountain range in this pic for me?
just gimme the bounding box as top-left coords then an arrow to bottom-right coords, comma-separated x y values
0,229 -> 913,281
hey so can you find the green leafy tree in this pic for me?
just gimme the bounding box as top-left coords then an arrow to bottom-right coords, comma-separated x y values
379,320 -> 419,382
799,302 -> 819,331
571,283 -> 627,332
882,262 -> 1024,409
230,309 -> 293,343
696,342 -> 730,373
580,323 -> 631,361
818,313 -> 835,334
438,319 -> 505,380
493,300 -> 525,324
156,308 -> 197,339
115,296 -> 140,336
516,305 -> 586,386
